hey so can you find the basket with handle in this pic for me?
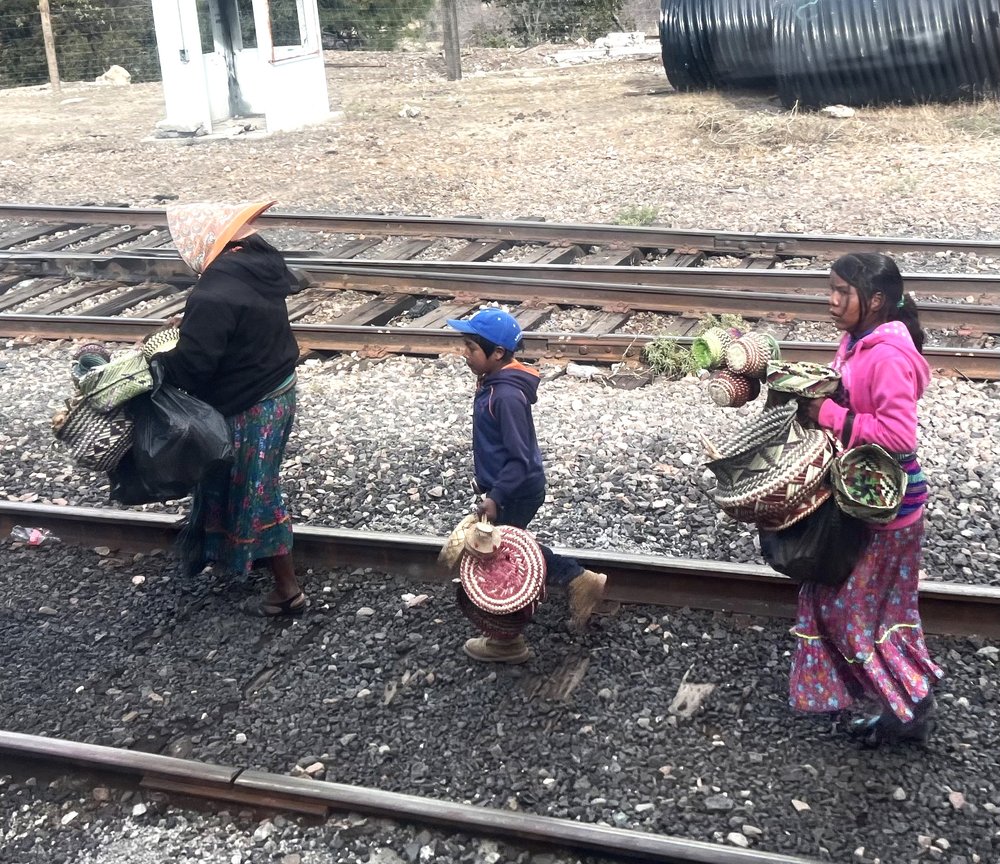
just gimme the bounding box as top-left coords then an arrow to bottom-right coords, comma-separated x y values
77,350 -> 153,413
831,443 -> 907,524
52,395 -> 133,472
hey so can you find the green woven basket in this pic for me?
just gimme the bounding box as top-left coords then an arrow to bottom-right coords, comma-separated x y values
831,443 -> 907,524
77,350 -> 152,413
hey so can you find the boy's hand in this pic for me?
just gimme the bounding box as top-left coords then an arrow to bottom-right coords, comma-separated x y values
477,497 -> 498,523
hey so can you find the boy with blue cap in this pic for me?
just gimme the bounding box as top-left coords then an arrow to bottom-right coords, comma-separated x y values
446,307 -> 609,663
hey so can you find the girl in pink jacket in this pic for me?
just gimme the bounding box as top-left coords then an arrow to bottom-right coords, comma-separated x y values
790,252 -> 943,745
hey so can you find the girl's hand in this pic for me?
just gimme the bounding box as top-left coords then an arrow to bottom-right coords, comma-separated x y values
798,397 -> 826,427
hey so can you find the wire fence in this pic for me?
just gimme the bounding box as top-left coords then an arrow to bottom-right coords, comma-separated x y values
0,0 -> 659,91
0,2 -> 158,89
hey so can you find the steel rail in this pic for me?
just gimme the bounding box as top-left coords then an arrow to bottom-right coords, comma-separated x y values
4,203 -> 1000,257
5,249 -> 1000,302
3,503 -> 998,638
2,313 -> 999,377
4,251 -> 1000,333
0,731 -> 819,864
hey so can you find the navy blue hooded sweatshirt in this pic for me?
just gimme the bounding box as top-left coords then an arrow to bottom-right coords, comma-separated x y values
473,362 -> 546,507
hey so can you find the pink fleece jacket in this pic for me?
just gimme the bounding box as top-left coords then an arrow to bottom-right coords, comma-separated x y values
817,320 -> 930,530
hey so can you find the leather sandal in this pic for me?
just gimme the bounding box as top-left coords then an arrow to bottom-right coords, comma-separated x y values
246,591 -> 307,618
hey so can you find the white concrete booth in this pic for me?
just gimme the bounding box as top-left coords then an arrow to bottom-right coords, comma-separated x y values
151,0 -> 330,135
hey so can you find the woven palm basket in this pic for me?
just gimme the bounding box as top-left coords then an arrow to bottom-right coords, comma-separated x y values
713,425 -> 834,525
725,333 -> 781,378
459,526 -> 546,615
142,327 -> 181,360
52,396 -> 133,473
706,370 -> 761,408
702,401 -> 799,485
691,327 -> 732,371
73,342 -> 111,363
438,513 -> 478,570
766,361 -> 841,399
77,351 -> 152,413
831,443 -> 907,524
71,352 -> 109,387
755,483 -> 833,532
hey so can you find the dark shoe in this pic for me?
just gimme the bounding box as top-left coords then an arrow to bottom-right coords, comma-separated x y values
849,694 -> 936,746
246,591 -> 307,618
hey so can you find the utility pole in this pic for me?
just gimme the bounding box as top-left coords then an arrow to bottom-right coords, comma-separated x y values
38,0 -> 61,93
441,0 -> 462,81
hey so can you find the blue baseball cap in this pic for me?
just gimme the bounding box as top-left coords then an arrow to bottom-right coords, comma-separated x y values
447,308 -> 522,352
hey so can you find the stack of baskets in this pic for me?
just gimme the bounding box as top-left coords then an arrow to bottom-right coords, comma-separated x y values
51,329 -> 180,473
693,327 -> 782,408
703,400 -> 836,531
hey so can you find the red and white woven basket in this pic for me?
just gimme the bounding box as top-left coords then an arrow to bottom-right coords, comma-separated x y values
459,526 -> 546,615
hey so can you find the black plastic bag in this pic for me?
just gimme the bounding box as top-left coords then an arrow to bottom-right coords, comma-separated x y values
109,363 -> 233,505
759,497 -> 869,586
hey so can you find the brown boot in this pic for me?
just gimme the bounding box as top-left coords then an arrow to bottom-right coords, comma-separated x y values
568,570 -> 608,630
463,635 -> 533,664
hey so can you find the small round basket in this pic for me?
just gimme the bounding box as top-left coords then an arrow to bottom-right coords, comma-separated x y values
691,327 -> 732,371
73,342 -> 111,363
726,333 -> 780,378
705,370 -> 761,408
766,361 -> 841,399
459,526 -> 546,614
831,444 -> 907,524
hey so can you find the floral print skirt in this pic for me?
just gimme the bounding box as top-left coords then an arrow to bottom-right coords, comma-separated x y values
789,520 -> 944,723
185,389 -> 296,576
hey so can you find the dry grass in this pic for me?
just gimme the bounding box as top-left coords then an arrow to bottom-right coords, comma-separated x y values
692,105 -> 850,150
689,95 -> 1000,154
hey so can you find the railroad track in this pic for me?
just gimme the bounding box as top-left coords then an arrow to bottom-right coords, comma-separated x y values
3,502 -> 998,639
0,731 -> 820,864
5,497 -> 999,860
2,204 -> 999,377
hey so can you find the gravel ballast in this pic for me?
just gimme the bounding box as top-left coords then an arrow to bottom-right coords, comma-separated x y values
2,339 -> 998,586
0,541 -> 998,864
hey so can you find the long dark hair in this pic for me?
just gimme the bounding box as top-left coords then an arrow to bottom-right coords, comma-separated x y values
831,252 -> 925,353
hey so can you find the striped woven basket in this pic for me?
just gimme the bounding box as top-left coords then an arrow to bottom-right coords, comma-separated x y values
766,361 -> 841,399
712,425 -> 835,526
756,483 -> 833,532
141,327 -> 181,360
691,327 -> 732,371
706,370 -> 761,408
726,332 -> 780,378
52,396 -> 133,473
459,526 -> 546,615
77,350 -> 152,413
703,400 -> 799,477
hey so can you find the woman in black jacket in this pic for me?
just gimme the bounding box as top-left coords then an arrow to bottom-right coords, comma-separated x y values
158,201 -> 305,616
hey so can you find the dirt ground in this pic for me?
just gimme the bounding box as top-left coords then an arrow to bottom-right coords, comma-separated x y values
2,46 -> 1000,239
